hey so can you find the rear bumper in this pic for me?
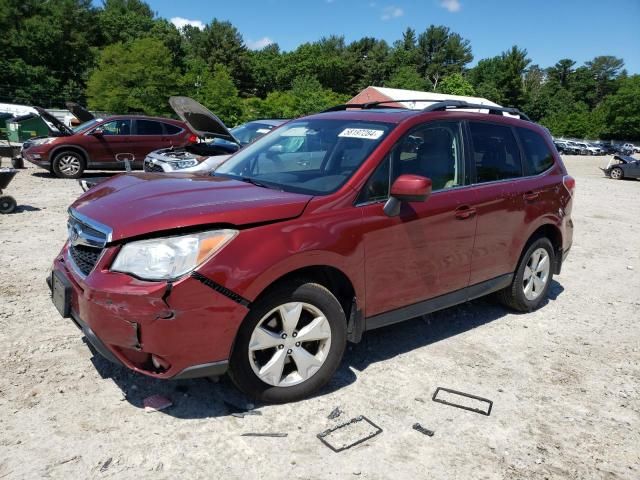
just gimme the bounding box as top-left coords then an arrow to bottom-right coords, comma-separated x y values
50,247 -> 247,379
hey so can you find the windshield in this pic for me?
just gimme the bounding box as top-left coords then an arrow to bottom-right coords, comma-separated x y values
231,122 -> 280,145
73,119 -> 100,133
215,119 -> 393,195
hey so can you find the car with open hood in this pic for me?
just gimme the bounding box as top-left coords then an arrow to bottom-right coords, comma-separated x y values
143,97 -> 286,173
20,107 -> 193,179
49,98 -> 574,403
601,154 -> 640,180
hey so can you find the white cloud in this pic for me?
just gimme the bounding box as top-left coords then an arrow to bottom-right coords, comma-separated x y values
171,17 -> 205,30
440,0 -> 461,12
381,6 -> 404,20
247,37 -> 275,50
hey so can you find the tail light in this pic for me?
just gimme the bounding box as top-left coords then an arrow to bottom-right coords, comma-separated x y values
563,175 -> 575,197
188,134 -> 198,144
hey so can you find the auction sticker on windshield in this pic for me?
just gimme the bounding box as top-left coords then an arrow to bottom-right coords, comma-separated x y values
338,128 -> 384,140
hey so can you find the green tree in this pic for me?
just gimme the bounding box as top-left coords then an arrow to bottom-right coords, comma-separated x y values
416,25 -> 473,89
585,55 -> 625,104
0,0 -> 99,105
597,75 -> 640,140
386,66 -> 428,91
498,46 -> 530,108
547,58 -> 575,88
87,37 -> 179,115
437,73 -> 475,96
97,0 -> 155,45
194,19 -> 252,93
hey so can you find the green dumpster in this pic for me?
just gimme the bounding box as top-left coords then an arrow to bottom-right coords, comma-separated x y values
6,113 -> 50,143
0,112 -> 13,141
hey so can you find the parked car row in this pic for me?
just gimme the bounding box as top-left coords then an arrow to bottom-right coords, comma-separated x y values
553,139 -> 637,156
18,98 -> 285,178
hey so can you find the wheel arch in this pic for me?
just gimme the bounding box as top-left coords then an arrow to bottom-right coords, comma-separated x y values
521,223 -> 563,274
50,145 -> 89,165
251,265 -> 364,343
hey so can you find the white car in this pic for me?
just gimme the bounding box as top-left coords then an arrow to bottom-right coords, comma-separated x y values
622,143 -> 640,154
144,97 -> 286,174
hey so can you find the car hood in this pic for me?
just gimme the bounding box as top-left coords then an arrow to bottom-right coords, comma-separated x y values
71,173 -> 312,241
169,96 -> 239,145
65,102 -> 95,123
613,154 -> 634,163
34,106 -> 73,136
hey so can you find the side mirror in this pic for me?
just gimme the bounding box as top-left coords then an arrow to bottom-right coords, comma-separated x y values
383,174 -> 432,217
91,128 -> 104,137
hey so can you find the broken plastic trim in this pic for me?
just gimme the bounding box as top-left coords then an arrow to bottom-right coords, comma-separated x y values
191,271 -> 251,307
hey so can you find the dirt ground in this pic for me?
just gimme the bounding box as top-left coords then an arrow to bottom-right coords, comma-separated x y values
0,155 -> 638,479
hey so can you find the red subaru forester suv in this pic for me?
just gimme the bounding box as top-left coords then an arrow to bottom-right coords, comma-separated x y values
49,101 -> 574,403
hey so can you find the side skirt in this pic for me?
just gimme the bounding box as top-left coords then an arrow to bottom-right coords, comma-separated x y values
364,273 -> 513,331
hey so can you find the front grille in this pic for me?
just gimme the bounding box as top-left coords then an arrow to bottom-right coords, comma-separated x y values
67,213 -> 109,276
144,159 -> 164,172
70,244 -> 102,276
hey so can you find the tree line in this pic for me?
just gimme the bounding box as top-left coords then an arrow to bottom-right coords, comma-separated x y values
1,0 -> 638,140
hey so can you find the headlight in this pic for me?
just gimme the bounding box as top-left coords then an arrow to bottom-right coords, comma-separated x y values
111,229 -> 237,280
172,159 -> 198,169
30,137 -> 56,146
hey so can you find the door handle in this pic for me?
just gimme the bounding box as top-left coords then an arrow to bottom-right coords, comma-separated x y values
455,205 -> 476,220
523,191 -> 540,202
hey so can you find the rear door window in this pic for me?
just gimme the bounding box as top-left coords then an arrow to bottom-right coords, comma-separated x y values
163,123 -> 182,135
135,120 -> 164,135
517,127 -> 555,175
469,122 -> 522,183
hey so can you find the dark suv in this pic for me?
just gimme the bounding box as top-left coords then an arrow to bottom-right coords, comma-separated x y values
49,100 -> 574,403
21,109 -> 192,178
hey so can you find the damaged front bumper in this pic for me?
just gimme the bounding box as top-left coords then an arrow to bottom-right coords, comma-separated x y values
49,244 -> 248,379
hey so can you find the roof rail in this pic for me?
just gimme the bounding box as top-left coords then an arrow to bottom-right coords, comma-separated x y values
422,100 -> 530,121
322,98 -> 531,121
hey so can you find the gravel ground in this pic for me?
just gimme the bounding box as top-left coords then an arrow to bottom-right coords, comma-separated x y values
0,156 -> 638,479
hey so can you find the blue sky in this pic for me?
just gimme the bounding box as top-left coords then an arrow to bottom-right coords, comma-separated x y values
147,0 -> 640,72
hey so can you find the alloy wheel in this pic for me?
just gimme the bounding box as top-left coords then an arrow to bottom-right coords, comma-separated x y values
523,247 -> 550,301
58,155 -> 81,175
248,302 -> 332,387
610,168 -> 622,179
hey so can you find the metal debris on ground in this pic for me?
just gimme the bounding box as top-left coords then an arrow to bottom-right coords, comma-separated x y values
143,394 -> 173,413
328,406 -> 343,420
100,457 -> 112,472
432,387 -> 493,416
317,416 -> 383,453
412,423 -> 435,437
240,432 -> 288,438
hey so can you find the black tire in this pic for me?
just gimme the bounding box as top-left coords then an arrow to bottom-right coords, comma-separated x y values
610,167 -> 624,180
0,195 -> 17,214
11,157 -> 24,169
52,151 -> 85,179
229,281 -> 347,403
497,237 -> 555,312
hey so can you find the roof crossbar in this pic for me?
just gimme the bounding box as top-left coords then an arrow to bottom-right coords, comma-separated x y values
322,99 -> 452,112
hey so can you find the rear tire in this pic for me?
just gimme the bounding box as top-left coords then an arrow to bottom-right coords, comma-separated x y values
0,195 -> 17,214
52,151 -> 85,179
610,167 -> 623,180
497,238 -> 555,312
229,280 -> 347,403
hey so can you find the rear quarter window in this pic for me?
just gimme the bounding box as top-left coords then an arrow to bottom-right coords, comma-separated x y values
517,127 -> 555,175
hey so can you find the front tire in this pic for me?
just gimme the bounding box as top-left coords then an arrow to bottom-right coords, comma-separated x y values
497,238 -> 555,312
52,151 -> 85,179
229,281 -> 347,403
0,195 -> 17,214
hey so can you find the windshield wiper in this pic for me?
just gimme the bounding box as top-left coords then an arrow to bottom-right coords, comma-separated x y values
237,176 -> 277,189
